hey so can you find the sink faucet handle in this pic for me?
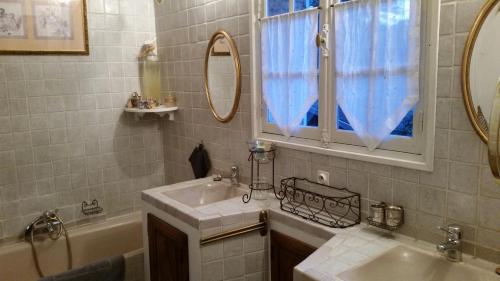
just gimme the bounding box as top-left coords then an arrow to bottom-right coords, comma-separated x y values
439,224 -> 462,240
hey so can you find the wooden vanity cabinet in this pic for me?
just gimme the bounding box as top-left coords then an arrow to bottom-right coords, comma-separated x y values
147,214 -> 190,281
270,230 -> 317,281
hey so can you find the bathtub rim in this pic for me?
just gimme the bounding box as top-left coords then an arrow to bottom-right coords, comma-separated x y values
0,211 -> 142,252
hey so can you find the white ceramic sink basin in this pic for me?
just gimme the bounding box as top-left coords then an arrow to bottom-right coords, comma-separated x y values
338,246 -> 500,281
162,182 -> 246,207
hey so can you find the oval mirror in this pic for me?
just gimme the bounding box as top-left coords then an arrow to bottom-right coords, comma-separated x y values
204,30 -> 241,123
488,81 -> 500,179
462,0 -> 500,143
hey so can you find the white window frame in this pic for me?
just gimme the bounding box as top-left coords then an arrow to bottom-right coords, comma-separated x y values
251,0 -> 440,171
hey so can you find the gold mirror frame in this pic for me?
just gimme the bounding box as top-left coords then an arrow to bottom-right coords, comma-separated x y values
488,81 -> 500,179
204,30 -> 241,123
461,0 -> 500,143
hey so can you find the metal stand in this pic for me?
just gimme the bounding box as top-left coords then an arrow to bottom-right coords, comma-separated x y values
242,145 -> 282,203
367,217 -> 404,231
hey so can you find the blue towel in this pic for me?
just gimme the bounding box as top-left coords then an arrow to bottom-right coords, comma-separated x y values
38,255 -> 125,281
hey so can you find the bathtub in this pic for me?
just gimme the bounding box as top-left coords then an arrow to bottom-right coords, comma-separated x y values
0,212 -> 144,281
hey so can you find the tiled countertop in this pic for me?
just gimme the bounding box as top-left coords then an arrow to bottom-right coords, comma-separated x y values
141,178 -> 266,230
141,178 -> 500,281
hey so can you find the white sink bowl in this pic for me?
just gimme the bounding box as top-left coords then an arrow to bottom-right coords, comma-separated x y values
338,246 -> 500,281
162,181 -> 246,207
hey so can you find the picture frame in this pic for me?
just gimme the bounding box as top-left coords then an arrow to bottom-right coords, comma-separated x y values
0,0 -> 88,55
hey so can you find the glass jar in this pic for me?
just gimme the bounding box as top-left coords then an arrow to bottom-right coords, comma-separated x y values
141,53 -> 161,103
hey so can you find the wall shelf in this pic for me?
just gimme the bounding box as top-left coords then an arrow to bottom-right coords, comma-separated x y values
124,106 -> 178,121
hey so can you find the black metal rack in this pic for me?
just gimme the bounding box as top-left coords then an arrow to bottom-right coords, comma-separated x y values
81,199 -> 103,216
278,177 -> 361,228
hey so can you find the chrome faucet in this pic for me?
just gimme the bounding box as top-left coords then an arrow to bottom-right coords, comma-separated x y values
213,166 -> 240,187
25,210 -> 64,241
437,224 -> 462,262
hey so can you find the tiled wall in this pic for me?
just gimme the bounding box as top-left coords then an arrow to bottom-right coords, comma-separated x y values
201,221 -> 268,281
0,0 -> 164,240
125,252 -> 145,281
158,0 -> 500,264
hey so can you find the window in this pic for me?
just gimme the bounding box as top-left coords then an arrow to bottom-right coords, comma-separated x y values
262,0 -> 322,138
252,0 -> 440,171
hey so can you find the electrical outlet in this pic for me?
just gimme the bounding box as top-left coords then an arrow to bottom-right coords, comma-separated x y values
317,170 -> 330,186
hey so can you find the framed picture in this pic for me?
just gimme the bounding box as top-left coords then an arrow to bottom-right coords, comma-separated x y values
0,0 -> 88,55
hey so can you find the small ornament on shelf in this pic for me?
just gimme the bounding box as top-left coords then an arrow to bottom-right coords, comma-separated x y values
124,92 -> 178,120
164,93 -> 177,108
129,92 -> 141,108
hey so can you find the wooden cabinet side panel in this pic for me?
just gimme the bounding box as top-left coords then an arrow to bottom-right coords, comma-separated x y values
270,230 -> 317,281
147,213 -> 190,281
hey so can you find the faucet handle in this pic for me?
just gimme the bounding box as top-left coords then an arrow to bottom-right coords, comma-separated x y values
439,224 -> 462,240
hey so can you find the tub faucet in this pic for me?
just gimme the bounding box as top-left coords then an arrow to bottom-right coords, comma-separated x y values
213,166 -> 240,187
25,210 -> 72,277
436,224 -> 462,262
25,209 -> 64,241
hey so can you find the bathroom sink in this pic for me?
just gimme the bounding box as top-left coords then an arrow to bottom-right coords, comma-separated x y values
162,182 -> 246,207
338,246 -> 499,281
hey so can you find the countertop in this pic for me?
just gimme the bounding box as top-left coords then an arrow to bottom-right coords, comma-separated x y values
141,178 -> 500,281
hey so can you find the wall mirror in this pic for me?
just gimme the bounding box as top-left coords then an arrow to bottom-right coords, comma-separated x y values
462,0 -> 500,143
204,30 -> 241,123
488,81 -> 500,180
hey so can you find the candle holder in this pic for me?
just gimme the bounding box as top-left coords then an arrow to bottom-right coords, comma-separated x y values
242,140 -> 282,203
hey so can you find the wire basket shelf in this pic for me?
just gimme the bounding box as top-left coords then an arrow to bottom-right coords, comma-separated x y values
278,177 -> 361,228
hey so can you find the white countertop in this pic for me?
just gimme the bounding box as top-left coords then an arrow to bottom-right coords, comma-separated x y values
142,178 -> 266,229
141,178 -> 500,281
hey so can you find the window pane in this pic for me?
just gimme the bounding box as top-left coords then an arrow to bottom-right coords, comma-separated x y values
268,101 -> 319,128
302,101 -> 319,127
267,0 -> 289,16
337,106 -> 414,137
391,110 -> 414,137
265,0 -> 320,131
337,106 -> 353,131
294,0 -> 319,11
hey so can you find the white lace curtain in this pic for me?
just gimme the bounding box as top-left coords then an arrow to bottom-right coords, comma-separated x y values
335,0 -> 421,150
261,10 -> 319,137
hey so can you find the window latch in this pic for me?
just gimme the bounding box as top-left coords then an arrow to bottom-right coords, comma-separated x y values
316,24 -> 329,57
321,129 -> 330,148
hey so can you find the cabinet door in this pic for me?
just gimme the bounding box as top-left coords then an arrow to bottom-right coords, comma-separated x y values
147,214 -> 189,281
270,230 -> 317,281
